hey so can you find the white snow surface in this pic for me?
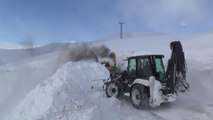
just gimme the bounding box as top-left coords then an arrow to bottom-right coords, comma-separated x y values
6,62 -> 110,120
0,51 -> 68,118
1,32 -> 213,120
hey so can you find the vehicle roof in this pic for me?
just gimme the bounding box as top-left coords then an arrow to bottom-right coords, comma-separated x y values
127,54 -> 164,59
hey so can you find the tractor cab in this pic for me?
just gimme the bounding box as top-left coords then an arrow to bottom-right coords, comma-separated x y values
127,55 -> 165,84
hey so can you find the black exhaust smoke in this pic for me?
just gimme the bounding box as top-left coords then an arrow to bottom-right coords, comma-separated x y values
63,42 -> 116,64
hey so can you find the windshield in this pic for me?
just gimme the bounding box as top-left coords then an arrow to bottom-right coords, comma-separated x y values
137,58 -> 153,80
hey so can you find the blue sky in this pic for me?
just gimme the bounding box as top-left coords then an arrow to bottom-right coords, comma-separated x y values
0,0 -> 213,44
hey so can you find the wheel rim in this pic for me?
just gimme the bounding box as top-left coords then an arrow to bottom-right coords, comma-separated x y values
131,88 -> 141,106
107,83 -> 118,97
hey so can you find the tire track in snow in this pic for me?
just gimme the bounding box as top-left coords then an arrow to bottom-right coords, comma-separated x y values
119,96 -> 168,120
151,103 -> 212,120
147,111 -> 167,120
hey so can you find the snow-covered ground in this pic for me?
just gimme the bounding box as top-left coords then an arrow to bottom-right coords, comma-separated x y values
0,51 -> 68,118
1,32 -> 213,120
6,62 -> 110,120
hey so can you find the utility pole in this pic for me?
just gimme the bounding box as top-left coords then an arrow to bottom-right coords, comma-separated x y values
119,22 -> 124,39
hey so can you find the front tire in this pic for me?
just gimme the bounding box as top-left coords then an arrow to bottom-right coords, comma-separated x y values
105,82 -> 122,98
130,84 -> 149,109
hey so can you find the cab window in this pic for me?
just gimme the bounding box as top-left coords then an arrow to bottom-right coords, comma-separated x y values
128,58 -> 136,84
137,58 -> 153,80
155,58 -> 165,80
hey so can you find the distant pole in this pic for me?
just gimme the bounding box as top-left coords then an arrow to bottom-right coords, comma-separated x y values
119,22 -> 124,39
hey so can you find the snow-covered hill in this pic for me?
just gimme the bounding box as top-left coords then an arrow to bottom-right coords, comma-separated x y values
0,43 -> 70,65
0,42 -> 22,50
1,32 -> 213,120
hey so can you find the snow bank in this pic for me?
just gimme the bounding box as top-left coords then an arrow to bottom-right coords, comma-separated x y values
6,62 -> 109,120
4,61 -> 162,120
0,51 -> 67,119
6,62 -> 168,120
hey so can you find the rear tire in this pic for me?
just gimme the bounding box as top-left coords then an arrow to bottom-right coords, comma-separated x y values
105,82 -> 122,98
130,84 -> 149,109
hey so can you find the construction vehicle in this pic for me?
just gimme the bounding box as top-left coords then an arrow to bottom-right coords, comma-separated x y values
105,41 -> 189,108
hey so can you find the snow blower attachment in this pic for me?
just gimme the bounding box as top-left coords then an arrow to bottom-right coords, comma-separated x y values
105,41 -> 189,108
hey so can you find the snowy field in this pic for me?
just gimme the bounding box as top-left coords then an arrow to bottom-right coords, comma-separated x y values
1,32 -> 213,120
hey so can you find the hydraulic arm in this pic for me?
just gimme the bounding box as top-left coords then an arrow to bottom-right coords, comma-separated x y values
163,41 -> 189,94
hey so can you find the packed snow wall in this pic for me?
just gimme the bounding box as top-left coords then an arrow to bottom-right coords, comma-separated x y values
6,62 -> 109,120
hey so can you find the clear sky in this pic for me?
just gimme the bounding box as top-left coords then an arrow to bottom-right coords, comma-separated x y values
0,0 -> 213,44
